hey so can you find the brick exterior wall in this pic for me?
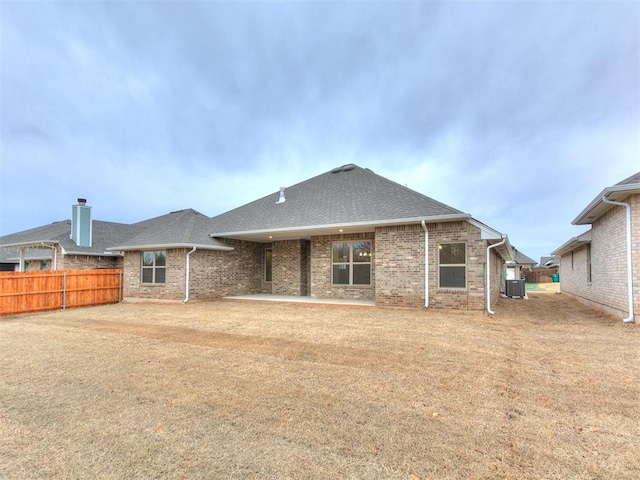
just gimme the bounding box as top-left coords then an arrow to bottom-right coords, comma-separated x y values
116,220 -> 507,312
632,193 -> 640,321
374,224 -> 424,307
308,221 -> 498,311
122,240 -> 263,301
559,193 -> 639,321
272,240 -> 310,296
426,221 -> 490,311
54,244 -> 123,270
489,245 -> 505,308
22,260 -> 51,271
310,232 -> 375,301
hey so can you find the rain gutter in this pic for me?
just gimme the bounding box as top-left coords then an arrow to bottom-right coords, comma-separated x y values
421,220 -> 429,308
602,195 -> 635,323
486,236 -> 507,315
184,246 -> 196,303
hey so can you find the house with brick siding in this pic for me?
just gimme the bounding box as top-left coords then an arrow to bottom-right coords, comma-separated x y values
551,171 -> 640,322
0,199 -> 134,271
110,164 -> 515,311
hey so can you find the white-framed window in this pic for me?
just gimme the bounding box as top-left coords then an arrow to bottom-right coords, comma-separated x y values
332,241 -> 372,286
438,242 -> 466,289
142,250 -> 166,284
586,244 -> 592,283
265,248 -> 272,282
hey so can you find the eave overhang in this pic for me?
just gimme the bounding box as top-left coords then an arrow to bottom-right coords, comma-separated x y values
551,230 -> 592,256
467,218 -> 515,262
573,184 -> 640,225
0,240 -> 59,248
107,242 -> 234,252
209,213 -> 472,242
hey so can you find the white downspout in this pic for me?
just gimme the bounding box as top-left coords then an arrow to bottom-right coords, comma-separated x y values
184,246 -> 196,303
602,195 -> 634,323
18,247 -> 25,272
486,236 -> 507,315
421,220 -> 429,308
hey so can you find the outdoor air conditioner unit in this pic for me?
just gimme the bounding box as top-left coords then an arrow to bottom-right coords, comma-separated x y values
505,279 -> 525,298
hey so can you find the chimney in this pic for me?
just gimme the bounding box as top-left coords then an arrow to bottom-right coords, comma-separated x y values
71,198 -> 92,247
275,187 -> 286,204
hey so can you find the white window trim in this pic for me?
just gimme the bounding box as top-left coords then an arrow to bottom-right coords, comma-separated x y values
331,241 -> 372,286
438,242 -> 467,290
141,250 -> 166,285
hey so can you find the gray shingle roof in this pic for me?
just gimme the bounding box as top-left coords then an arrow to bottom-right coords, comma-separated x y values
0,210 -> 231,254
209,164 -> 466,235
513,250 -> 537,266
616,171 -> 640,186
109,209 -> 231,251
0,220 -> 136,255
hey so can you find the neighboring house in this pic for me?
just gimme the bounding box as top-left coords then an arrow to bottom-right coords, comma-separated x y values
110,164 -> 515,311
540,256 -> 560,268
0,199 -> 135,271
521,255 -> 558,283
0,246 -> 52,271
506,250 -> 537,281
551,172 -> 639,322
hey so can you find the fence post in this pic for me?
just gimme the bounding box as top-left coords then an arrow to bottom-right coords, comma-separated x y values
62,271 -> 66,310
119,270 -> 123,303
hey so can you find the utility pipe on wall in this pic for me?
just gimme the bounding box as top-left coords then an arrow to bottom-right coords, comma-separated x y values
486,236 -> 507,315
184,246 -> 197,303
602,195 -> 634,323
421,220 -> 429,308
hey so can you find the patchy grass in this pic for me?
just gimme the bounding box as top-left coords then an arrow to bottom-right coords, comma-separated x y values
525,282 -> 560,292
0,294 -> 638,479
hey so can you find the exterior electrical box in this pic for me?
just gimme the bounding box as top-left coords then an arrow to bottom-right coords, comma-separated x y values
505,279 -> 525,298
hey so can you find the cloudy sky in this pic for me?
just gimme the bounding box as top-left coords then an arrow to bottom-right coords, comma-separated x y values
1,1 -> 638,263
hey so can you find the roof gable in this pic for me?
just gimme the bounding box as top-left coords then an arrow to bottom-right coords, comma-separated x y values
208,164 -> 467,239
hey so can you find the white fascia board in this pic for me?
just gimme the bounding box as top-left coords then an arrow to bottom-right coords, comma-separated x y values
64,250 -> 125,257
209,213 -> 472,239
107,243 -> 235,252
573,184 -> 640,225
0,240 -> 59,248
466,218 -> 503,240
466,219 -> 516,262
550,229 -> 592,256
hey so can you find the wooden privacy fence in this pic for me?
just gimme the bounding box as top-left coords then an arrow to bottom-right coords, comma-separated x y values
0,269 -> 123,316
521,268 -> 558,284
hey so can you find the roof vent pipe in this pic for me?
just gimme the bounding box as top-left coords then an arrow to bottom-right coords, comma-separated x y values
276,187 -> 286,204
602,195 -> 634,323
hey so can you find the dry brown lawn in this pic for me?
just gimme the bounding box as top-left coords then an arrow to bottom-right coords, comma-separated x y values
1,292 -> 638,479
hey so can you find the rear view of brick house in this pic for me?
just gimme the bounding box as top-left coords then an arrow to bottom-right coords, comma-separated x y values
110,164 -> 515,312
